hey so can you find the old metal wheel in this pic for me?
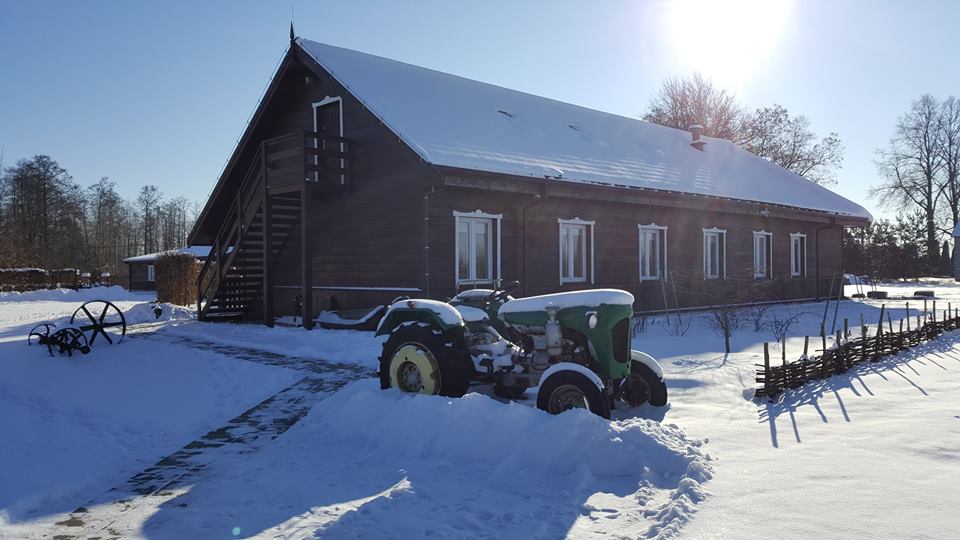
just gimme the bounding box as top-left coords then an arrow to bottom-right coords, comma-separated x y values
27,322 -> 56,346
70,300 -> 127,346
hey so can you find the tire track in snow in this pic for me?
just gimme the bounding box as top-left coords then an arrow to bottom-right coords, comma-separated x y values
45,331 -> 374,539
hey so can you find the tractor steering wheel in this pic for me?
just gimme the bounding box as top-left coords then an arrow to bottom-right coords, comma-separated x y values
487,281 -> 521,303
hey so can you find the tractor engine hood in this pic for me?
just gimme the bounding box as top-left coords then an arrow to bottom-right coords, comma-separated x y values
498,289 -> 635,317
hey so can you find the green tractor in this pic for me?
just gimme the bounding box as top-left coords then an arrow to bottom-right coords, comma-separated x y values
376,281 -> 667,418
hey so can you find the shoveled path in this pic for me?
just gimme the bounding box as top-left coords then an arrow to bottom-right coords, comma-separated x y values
46,330 -> 373,540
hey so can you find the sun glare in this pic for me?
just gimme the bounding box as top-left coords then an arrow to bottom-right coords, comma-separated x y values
666,0 -> 792,89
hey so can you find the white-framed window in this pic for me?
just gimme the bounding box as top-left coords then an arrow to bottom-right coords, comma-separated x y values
703,228 -> 726,280
454,210 -> 502,285
753,230 -> 773,279
790,233 -> 807,277
638,224 -> 668,281
147,264 -> 156,282
311,96 -> 345,184
559,218 -> 595,284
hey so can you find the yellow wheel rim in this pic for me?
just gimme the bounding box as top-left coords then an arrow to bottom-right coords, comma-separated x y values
389,343 -> 440,395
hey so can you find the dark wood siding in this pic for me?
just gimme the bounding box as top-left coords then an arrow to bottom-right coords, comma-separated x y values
127,262 -> 155,291
427,185 -> 846,310
249,51 -> 441,317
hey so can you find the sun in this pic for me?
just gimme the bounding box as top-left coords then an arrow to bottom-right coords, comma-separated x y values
665,0 -> 793,89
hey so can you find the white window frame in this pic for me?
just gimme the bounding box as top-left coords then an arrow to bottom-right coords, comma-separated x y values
311,96 -> 345,184
790,233 -> 808,278
703,227 -> 727,280
147,264 -> 155,282
753,230 -> 773,279
638,223 -> 668,281
454,210 -> 502,286
558,218 -> 595,284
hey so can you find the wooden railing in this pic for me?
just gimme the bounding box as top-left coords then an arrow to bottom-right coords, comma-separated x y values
196,131 -> 352,320
197,142 -> 267,319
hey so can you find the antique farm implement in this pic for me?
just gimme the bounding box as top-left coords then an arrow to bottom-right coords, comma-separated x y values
27,300 -> 127,356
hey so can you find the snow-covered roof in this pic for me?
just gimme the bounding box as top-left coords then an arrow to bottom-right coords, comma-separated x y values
0,267 -> 48,273
123,246 -> 211,264
297,39 -> 871,221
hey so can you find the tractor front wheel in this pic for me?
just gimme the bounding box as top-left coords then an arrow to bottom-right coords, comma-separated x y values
379,325 -> 471,398
618,360 -> 668,407
537,370 -> 610,418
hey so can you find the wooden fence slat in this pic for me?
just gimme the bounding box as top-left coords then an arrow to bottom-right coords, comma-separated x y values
756,311 -> 960,399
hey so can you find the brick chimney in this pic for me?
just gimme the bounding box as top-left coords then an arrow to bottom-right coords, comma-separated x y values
689,124 -> 705,151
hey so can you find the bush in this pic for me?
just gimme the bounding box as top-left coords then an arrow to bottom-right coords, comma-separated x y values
155,252 -> 199,306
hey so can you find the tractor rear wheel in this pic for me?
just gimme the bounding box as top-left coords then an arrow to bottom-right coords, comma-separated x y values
379,325 -> 471,397
537,370 -> 610,418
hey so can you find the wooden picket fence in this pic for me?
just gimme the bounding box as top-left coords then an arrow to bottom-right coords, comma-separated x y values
756,301 -> 960,398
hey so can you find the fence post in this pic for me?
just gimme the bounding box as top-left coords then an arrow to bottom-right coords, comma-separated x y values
860,313 -> 866,338
887,313 -> 893,334
803,335 -> 809,358
933,301 -> 937,323
763,342 -> 771,396
821,325 -> 827,353
877,304 -> 885,336
836,330 -> 844,368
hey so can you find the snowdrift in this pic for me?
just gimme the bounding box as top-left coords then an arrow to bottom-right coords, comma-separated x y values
0,286 -> 146,303
144,380 -> 712,539
123,302 -> 195,325
314,381 -> 707,481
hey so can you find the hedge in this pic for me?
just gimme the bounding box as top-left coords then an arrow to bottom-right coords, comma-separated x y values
155,252 -> 200,306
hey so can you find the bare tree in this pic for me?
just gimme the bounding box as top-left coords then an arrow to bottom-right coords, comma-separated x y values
643,73 -> 745,140
136,185 -> 163,254
872,95 -> 944,268
937,97 -> 960,241
644,76 -> 844,186
740,105 -> 844,186
0,155 -> 85,268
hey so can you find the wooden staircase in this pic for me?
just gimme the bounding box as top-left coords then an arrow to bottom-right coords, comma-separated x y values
197,131 -> 350,325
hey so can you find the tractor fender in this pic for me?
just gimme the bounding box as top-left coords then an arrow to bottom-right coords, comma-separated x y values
631,350 -> 664,379
375,298 -> 465,336
539,362 -> 605,392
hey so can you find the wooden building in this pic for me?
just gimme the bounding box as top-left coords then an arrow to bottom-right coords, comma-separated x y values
124,247 -> 210,291
189,36 -> 871,328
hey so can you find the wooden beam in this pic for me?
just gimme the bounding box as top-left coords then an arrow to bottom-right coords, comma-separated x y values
262,146 -> 274,326
301,184 -> 314,330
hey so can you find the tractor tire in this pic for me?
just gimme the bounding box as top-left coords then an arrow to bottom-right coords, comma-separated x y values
619,360 -> 668,407
379,325 -> 471,398
537,370 -> 610,419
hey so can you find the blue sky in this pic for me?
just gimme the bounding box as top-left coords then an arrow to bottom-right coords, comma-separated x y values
1,0 -> 958,220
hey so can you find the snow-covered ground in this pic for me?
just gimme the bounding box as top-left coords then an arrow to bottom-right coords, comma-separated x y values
2,281 -> 959,538
0,290 -> 303,535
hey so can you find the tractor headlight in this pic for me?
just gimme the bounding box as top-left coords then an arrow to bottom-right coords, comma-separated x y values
587,312 -> 598,329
